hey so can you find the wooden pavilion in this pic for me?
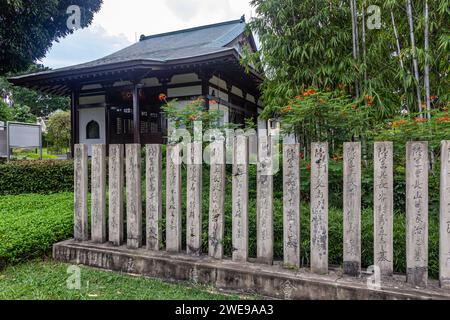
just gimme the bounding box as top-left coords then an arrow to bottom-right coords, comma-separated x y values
9,17 -> 263,156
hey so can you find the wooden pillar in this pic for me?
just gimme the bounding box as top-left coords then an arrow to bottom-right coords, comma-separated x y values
91,144 -> 107,243
232,135 -> 249,262
209,141 -> 226,259
109,144 -> 124,246
283,143 -> 300,268
70,88 -> 80,158
198,71 -> 213,110
374,142 -> 394,276
166,144 -> 182,252
146,144 -> 162,251
257,136 -> 274,265
187,142 -> 203,255
74,144 -> 89,241
227,83 -> 233,123
158,76 -> 171,139
126,144 -> 142,249
343,142 -> 361,276
132,82 -> 141,145
406,141 -> 428,287
440,141 -> 450,289
310,142 -> 328,274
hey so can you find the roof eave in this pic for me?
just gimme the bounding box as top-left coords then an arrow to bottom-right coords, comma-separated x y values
8,49 -> 264,94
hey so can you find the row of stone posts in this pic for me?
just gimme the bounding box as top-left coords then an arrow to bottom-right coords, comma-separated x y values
73,140 -> 450,289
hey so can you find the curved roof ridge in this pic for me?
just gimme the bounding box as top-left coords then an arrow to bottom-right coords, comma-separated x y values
139,18 -> 244,42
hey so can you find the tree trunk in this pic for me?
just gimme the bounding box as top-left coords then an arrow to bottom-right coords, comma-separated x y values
391,11 -> 410,113
362,0 -> 368,91
424,0 -> 431,119
350,0 -> 360,97
406,0 -> 423,116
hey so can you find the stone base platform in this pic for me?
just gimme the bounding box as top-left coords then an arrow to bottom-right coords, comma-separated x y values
53,240 -> 450,300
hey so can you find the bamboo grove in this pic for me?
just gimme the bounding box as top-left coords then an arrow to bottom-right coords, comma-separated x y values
242,0 -> 449,158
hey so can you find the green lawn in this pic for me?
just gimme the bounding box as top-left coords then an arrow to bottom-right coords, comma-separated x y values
0,260 -> 248,300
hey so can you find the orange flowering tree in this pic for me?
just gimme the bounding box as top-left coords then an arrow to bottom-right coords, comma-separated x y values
273,88 -> 376,154
375,106 -> 450,161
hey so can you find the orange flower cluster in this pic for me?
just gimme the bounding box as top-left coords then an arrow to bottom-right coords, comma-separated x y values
437,116 -> 450,124
295,95 -> 304,101
414,117 -> 427,123
392,120 -> 408,128
281,105 -> 293,114
158,93 -> 167,102
364,95 -> 374,106
210,99 -> 218,105
302,89 -> 317,97
332,154 -> 342,161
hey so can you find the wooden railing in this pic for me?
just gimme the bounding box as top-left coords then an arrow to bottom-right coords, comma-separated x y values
73,139 -> 450,289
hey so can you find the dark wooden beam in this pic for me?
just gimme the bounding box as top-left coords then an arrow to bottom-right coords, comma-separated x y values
197,70 -> 214,110
132,81 -> 142,144
70,86 -> 81,158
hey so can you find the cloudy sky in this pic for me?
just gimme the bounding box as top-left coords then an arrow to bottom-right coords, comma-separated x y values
41,0 -> 254,69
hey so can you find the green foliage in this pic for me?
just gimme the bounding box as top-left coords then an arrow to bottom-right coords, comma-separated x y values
273,88 -> 376,144
0,0 -> 103,74
46,110 -> 71,153
374,109 -> 450,159
0,193 -> 74,267
10,104 -> 36,123
162,97 -> 239,143
0,100 -> 13,121
10,148 -> 59,160
1,65 -> 70,118
0,160 -> 74,195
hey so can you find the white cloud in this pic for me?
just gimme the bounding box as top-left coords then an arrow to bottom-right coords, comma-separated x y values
41,0 -> 254,69
41,25 -> 131,69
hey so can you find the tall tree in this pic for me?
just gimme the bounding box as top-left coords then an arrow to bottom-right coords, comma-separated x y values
0,0 -> 102,74
46,110 -> 71,153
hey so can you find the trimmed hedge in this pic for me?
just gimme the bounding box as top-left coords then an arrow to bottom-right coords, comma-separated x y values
0,160 -> 74,195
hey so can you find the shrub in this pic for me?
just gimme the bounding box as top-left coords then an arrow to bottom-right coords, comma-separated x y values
0,160 -> 74,195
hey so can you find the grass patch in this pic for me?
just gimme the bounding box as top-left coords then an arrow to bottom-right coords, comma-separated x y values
0,260 -> 250,300
10,148 -> 59,160
0,193 -> 73,266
